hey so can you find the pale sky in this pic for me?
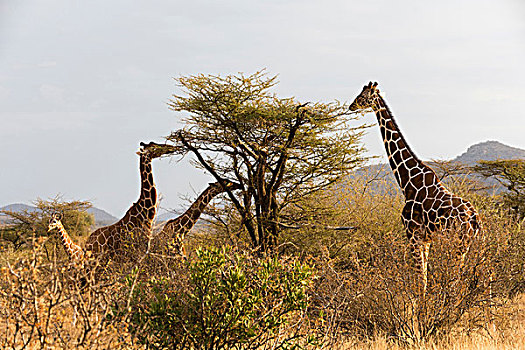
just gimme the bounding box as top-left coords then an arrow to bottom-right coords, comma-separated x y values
1,0 -> 524,217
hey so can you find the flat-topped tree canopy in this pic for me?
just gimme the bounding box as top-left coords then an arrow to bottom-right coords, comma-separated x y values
167,71 -> 369,251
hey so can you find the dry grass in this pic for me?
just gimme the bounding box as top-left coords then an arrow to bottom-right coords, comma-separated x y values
0,167 -> 524,349
335,294 -> 525,350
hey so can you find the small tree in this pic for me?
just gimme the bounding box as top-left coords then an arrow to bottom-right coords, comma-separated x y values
167,71 -> 368,251
473,159 -> 525,217
0,197 -> 94,249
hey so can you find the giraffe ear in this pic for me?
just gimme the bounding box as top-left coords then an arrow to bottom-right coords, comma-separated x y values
50,212 -> 62,221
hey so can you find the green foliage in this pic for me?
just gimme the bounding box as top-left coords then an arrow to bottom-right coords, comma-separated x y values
473,159 -> 525,218
0,197 -> 94,250
166,71 -> 369,250
127,246 -> 315,349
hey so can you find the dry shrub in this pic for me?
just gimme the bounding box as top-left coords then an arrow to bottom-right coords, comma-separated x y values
296,166 -> 523,346
311,228 -> 498,345
0,235 -> 136,349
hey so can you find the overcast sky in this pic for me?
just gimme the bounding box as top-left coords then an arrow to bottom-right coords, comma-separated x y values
1,0 -> 524,217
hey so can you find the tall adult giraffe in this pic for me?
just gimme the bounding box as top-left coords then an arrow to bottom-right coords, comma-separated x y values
155,181 -> 241,257
349,82 -> 481,294
48,141 -> 176,265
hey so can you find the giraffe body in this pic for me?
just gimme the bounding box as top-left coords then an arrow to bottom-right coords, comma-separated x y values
156,181 -> 241,257
350,82 -> 481,293
48,142 -> 176,266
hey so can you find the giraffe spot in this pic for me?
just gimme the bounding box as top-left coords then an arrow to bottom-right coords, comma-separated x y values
424,172 -> 435,186
391,132 -> 400,142
410,172 -> 424,186
385,128 -> 393,140
426,186 -> 439,198
404,182 -> 417,198
391,146 -> 403,163
415,187 -> 427,202
452,197 -> 462,207
397,166 -> 409,182
405,158 -> 417,169
180,216 -> 190,227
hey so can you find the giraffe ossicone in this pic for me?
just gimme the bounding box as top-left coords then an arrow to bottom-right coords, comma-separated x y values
350,82 -> 481,294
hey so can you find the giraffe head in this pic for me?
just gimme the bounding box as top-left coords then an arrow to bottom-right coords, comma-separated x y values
137,141 -> 178,160
209,180 -> 242,193
349,81 -> 381,112
48,212 -> 63,232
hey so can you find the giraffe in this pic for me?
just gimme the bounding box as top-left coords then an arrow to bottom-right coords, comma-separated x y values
48,141 -> 176,266
83,141 -> 176,261
155,181 -> 241,258
349,82 -> 481,294
48,212 -> 85,263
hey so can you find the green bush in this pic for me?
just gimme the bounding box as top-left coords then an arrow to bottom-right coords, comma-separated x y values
127,246 -> 316,349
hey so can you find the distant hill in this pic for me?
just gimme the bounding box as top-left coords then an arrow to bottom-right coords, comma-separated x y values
86,207 -> 118,226
0,203 -> 117,226
0,203 -> 39,213
453,140 -> 525,164
157,211 -> 179,222
356,140 -> 525,191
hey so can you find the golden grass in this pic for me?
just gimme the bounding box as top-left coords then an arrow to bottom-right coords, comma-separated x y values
335,294 -> 525,350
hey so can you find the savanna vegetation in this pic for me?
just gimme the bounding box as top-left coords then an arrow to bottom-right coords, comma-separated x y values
1,72 -> 524,349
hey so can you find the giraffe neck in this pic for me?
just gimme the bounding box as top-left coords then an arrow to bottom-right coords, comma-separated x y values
374,95 -> 438,198
162,186 -> 225,236
119,154 -> 157,229
55,222 -> 84,262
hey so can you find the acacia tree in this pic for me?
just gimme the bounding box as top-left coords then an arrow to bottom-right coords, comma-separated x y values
473,159 -> 525,217
0,197 -> 94,249
167,71 -> 368,251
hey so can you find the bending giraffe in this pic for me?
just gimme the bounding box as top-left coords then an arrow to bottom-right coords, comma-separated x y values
48,141 -> 176,265
154,181 -> 241,258
349,82 -> 481,294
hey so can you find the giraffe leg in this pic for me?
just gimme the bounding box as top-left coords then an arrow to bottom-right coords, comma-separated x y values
173,233 -> 187,260
410,239 -> 430,296
457,222 -> 474,271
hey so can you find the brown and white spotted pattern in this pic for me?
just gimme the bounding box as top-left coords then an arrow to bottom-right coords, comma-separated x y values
155,181 -> 241,257
350,82 -> 481,293
48,212 -> 85,262
49,142 -> 176,266
84,141 -> 176,260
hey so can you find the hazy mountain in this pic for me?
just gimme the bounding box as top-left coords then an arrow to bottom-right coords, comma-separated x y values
0,203 -> 39,213
157,211 -> 179,222
86,207 -> 118,225
356,140 -> 525,191
453,140 -> 525,164
0,203 -> 117,226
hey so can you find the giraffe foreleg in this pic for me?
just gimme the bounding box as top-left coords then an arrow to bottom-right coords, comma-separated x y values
172,230 -> 187,260
409,237 -> 431,296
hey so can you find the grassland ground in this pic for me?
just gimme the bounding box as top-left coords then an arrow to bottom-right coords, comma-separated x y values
0,170 -> 523,349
